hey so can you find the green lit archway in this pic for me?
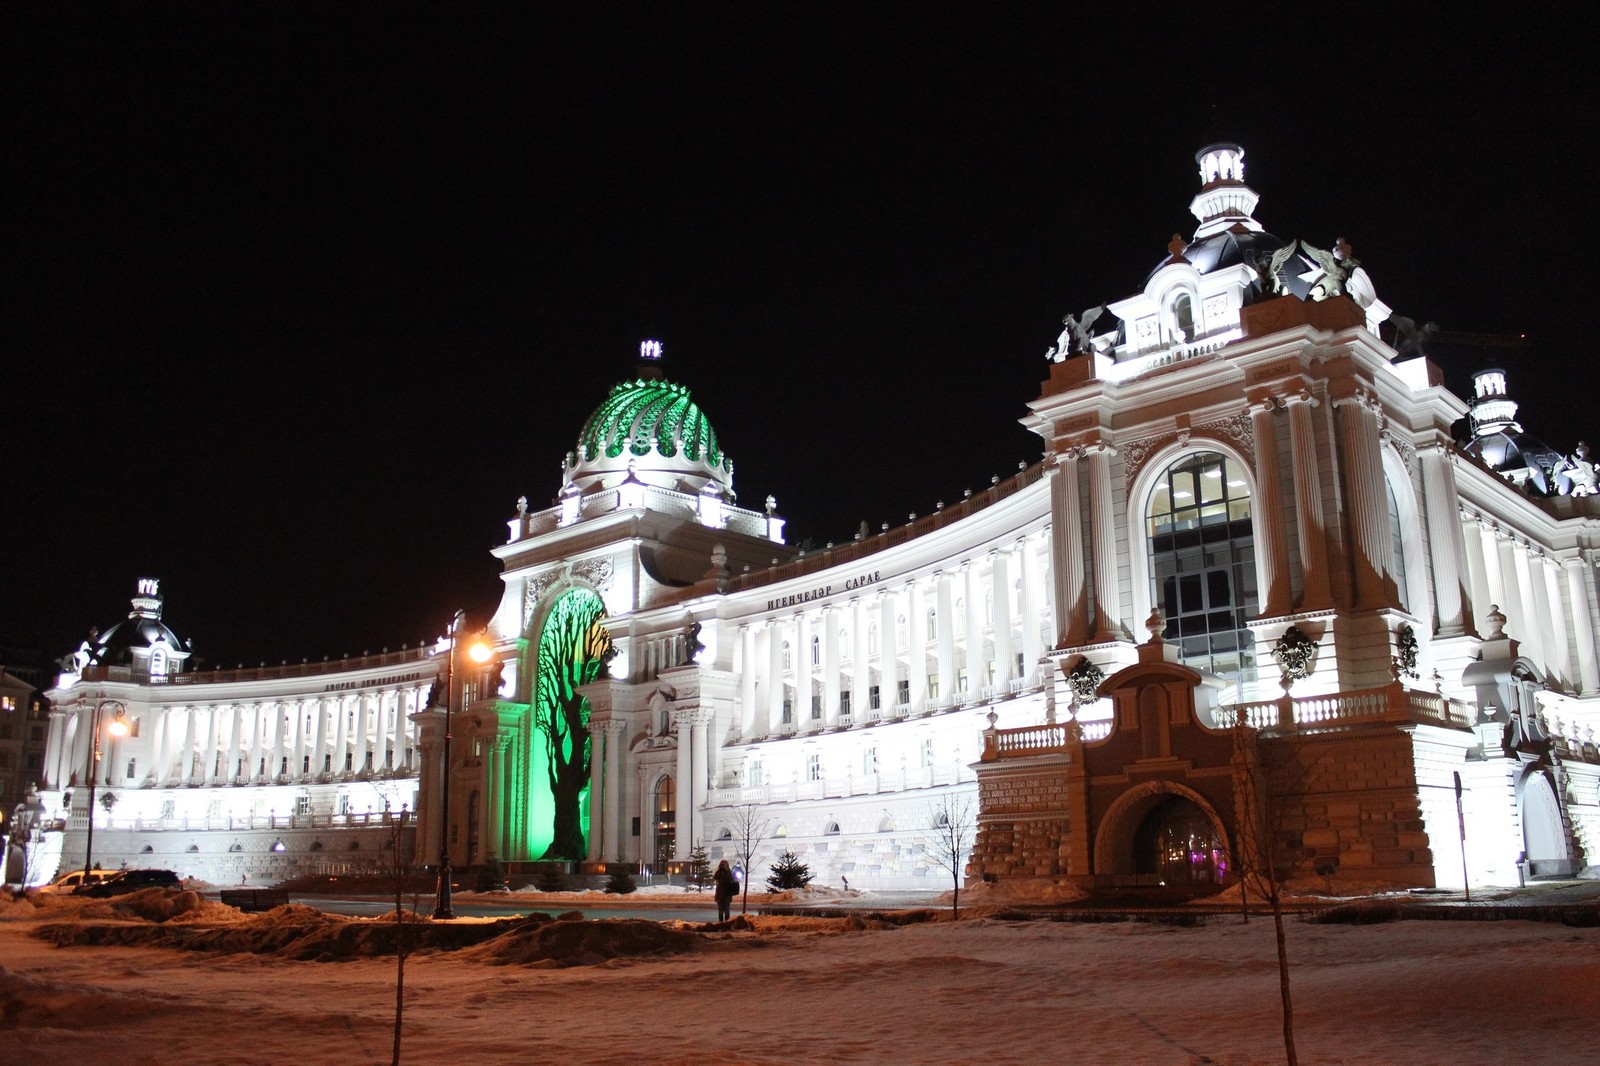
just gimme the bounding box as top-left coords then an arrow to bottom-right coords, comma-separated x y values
525,587 -> 612,860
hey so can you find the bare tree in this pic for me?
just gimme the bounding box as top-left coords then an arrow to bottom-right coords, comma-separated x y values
925,793 -> 975,916
1230,709 -> 1312,1066
727,804 -> 772,915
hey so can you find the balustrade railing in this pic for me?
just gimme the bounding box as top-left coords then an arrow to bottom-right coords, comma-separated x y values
1226,684 -> 1475,732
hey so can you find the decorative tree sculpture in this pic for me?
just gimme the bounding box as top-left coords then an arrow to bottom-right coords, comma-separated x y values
534,588 -> 612,859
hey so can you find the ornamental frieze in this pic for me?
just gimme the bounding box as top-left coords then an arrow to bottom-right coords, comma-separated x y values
1121,411 -> 1254,484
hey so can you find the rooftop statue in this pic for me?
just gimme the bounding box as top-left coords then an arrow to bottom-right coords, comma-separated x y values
1388,314 -> 1439,358
1555,441 -> 1597,497
1299,240 -> 1348,300
1047,304 -> 1106,361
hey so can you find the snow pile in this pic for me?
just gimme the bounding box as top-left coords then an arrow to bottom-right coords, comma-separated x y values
460,916 -> 702,968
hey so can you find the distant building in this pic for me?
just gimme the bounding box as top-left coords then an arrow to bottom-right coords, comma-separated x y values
20,143 -> 1600,893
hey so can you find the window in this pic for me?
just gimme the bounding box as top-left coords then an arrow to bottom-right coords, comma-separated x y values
863,747 -> 877,775
956,668 -> 968,692
897,679 -> 910,705
927,611 -> 938,640
0,752 -> 11,768
749,760 -> 764,787
1147,451 -> 1258,679
810,693 -> 822,720
810,636 -> 820,666
781,697 -> 793,725
782,642 -> 792,670
840,690 -> 852,717
336,793 -> 351,815
920,738 -> 934,768
806,754 -> 821,781
294,791 -> 311,816
126,758 -> 136,780
1172,292 -> 1195,342
825,820 -> 841,836
928,676 -> 940,699
1386,478 -> 1410,611
869,685 -> 881,710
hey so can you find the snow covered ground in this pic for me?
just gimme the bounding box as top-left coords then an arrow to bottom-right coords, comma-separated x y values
1,887 -> 1595,1065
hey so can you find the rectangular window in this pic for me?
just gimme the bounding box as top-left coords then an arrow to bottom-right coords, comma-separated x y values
921,738 -> 934,767
126,758 -> 137,780
869,684 -> 881,710
985,659 -> 996,684
336,793 -> 350,815
956,668 -> 968,691
344,752 -> 353,770
1016,653 -> 1026,676
806,754 -> 821,781
897,679 -> 910,705
863,747 -> 877,775
781,697 -> 793,725
749,760 -> 764,787
840,691 -> 852,716
928,677 -> 940,699
294,791 -> 311,816
810,694 -> 822,720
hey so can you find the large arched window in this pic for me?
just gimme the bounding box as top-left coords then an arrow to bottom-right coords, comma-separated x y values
1147,451 -> 1258,679
1385,478 -> 1410,612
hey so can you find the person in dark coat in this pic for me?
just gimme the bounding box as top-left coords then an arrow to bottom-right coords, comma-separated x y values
713,859 -> 738,921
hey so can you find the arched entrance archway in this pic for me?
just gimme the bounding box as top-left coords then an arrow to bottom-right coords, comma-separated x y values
653,775 -> 676,872
1132,795 -> 1226,887
1521,772 -> 1574,877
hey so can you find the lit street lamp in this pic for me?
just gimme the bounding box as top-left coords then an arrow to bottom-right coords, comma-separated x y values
433,611 -> 492,920
83,699 -> 130,876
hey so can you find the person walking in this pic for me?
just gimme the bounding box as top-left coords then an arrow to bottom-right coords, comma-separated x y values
713,859 -> 738,921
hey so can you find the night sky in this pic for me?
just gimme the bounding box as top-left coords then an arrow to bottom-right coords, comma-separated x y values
6,7 -> 1595,671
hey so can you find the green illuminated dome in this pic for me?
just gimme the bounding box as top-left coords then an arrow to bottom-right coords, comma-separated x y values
565,353 -> 734,497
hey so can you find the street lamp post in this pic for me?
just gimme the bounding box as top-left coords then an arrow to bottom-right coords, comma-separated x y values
432,612 -> 493,920
83,699 -> 129,876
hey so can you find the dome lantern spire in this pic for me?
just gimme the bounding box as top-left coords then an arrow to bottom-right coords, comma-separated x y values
1190,143 -> 1263,240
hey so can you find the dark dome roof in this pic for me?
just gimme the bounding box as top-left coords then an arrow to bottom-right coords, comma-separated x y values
94,616 -> 186,663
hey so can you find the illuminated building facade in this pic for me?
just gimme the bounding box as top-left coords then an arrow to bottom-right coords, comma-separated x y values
22,144 -> 1600,892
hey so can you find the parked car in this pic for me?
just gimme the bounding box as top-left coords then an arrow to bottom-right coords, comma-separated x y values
37,868 -> 120,894
73,869 -> 181,897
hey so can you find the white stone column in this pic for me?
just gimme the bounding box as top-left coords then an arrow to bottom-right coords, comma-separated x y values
1526,547 -> 1553,671
766,617 -> 786,733
1479,521 -> 1508,620
388,690 -> 404,769
991,548 -> 1014,684
291,699 -> 308,778
1286,391 -> 1333,609
934,574 -> 956,701
312,697 -> 331,777
143,708 -> 166,786
963,561 -> 984,693
1087,443 -> 1122,640
587,721 -> 606,862
1335,395 -> 1393,609
1564,557 -> 1600,694
1420,444 -> 1470,635
691,712 -> 710,847
1539,553 -> 1571,688
1502,536 -> 1530,649
1249,399 -> 1293,615
355,693 -> 374,773
203,705 -> 224,783
1459,510 -> 1490,636
906,579 -> 928,706
1048,449 -> 1089,645
879,587 -> 900,711
740,625 -> 758,735
851,597 -> 870,717
795,611 -> 813,727
45,710 -> 68,788
225,704 -> 245,783
673,710 -> 693,859
274,701 -> 292,779
603,722 -> 624,861
332,694 -> 350,774
822,607 -> 841,726
174,706 -> 195,785
1018,536 -> 1043,674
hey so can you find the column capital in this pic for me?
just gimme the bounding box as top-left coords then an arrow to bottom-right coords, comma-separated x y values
1282,388 -> 1320,408
1247,396 -> 1282,416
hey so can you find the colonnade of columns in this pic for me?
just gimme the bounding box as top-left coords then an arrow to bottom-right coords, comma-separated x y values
1460,511 -> 1600,695
47,684 -> 431,791
734,536 -> 1050,738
